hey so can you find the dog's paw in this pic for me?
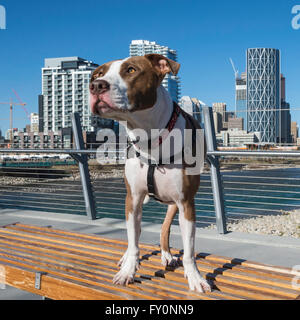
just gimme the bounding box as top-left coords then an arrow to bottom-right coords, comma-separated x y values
161,250 -> 181,268
117,250 -> 128,268
113,256 -> 139,286
184,263 -> 211,293
113,269 -> 135,286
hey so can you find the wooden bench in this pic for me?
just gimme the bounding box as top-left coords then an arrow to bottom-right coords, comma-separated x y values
0,223 -> 299,300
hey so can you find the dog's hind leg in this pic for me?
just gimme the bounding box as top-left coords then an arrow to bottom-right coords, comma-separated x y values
160,204 -> 181,267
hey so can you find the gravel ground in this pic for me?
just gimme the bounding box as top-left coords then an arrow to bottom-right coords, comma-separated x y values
205,210 -> 300,238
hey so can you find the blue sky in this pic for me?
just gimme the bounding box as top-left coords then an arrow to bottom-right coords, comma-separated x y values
0,0 -> 299,134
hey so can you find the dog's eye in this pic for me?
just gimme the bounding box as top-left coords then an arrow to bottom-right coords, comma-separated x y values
128,67 -> 136,74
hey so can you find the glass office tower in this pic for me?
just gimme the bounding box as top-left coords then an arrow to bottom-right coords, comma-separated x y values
247,48 -> 281,143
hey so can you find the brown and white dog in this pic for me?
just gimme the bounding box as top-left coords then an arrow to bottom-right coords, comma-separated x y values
90,54 -> 211,293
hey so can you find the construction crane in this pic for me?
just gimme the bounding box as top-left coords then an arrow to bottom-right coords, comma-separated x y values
0,90 -> 27,146
229,58 -> 239,116
229,58 -> 239,80
12,89 -> 30,120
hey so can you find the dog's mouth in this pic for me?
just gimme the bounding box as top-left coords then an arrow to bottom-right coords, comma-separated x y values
90,93 -> 118,116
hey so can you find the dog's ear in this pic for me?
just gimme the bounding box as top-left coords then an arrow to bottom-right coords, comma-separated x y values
145,54 -> 180,78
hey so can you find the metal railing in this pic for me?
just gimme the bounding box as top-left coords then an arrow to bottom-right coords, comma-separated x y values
0,110 -> 300,235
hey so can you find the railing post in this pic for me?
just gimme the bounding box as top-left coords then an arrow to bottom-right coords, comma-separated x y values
72,113 -> 97,220
203,106 -> 227,234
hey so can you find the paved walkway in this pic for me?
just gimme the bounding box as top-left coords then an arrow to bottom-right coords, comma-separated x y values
0,209 -> 299,300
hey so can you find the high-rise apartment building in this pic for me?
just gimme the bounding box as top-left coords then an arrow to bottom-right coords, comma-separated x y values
291,121 -> 299,143
236,72 -> 247,130
179,96 -> 204,125
247,48 -> 281,143
40,57 -> 99,134
212,103 -> 227,132
130,40 -> 181,102
30,113 -> 39,133
280,75 -> 291,144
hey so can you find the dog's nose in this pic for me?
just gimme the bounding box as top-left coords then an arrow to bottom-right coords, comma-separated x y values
90,79 -> 110,95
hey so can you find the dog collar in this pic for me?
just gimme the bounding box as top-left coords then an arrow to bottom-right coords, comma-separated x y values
157,102 -> 181,146
128,102 -> 182,149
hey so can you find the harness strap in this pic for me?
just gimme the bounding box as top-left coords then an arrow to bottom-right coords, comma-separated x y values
147,164 -> 156,198
145,103 -> 181,201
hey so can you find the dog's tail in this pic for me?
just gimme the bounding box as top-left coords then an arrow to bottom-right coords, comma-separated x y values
143,195 -> 150,205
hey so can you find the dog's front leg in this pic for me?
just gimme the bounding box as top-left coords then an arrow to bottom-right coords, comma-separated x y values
178,201 -> 211,293
113,193 -> 142,286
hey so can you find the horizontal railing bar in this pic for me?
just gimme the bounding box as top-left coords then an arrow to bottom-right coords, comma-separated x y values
0,202 -> 86,213
0,171 -> 71,176
223,186 -> 300,195
95,203 -> 215,214
209,151 -> 300,157
0,198 -> 86,208
92,183 -> 213,191
0,185 -> 83,192
225,211 -> 269,218
0,149 -> 99,154
2,148 -> 300,157
226,205 -> 283,212
225,199 -> 299,207
1,182 -> 84,187
222,181 -> 300,188
0,193 -> 85,202
222,174 -> 300,181
224,193 -> 300,201
0,167 -> 77,171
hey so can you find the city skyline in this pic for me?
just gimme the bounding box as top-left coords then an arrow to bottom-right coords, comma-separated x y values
0,0 -> 299,134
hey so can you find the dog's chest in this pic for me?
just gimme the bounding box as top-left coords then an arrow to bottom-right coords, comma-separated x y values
125,158 -> 184,204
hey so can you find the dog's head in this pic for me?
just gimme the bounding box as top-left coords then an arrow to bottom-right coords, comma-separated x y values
90,54 -> 180,118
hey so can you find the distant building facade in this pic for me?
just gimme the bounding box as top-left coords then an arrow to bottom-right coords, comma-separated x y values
179,96 -> 204,125
40,57 -> 99,134
279,75 -> 291,144
12,129 -> 98,149
235,72 -> 247,131
30,113 -> 39,133
291,121 -> 299,143
228,117 -> 244,131
247,48 -> 281,144
212,103 -> 227,133
216,129 -> 261,147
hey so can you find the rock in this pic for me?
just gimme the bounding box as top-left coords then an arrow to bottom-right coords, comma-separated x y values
204,210 -> 300,239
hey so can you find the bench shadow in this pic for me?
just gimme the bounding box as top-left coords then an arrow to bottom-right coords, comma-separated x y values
139,249 -> 249,294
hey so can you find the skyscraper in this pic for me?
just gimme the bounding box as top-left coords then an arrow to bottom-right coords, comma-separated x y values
30,113 -> 39,133
40,57 -> 99,134
212,102 -> 228,132
129,40 -> 181,102
247,48 -> 281,143
236,72 -> 247,131
179,96 -> 204,125
280,74 -> 291,144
